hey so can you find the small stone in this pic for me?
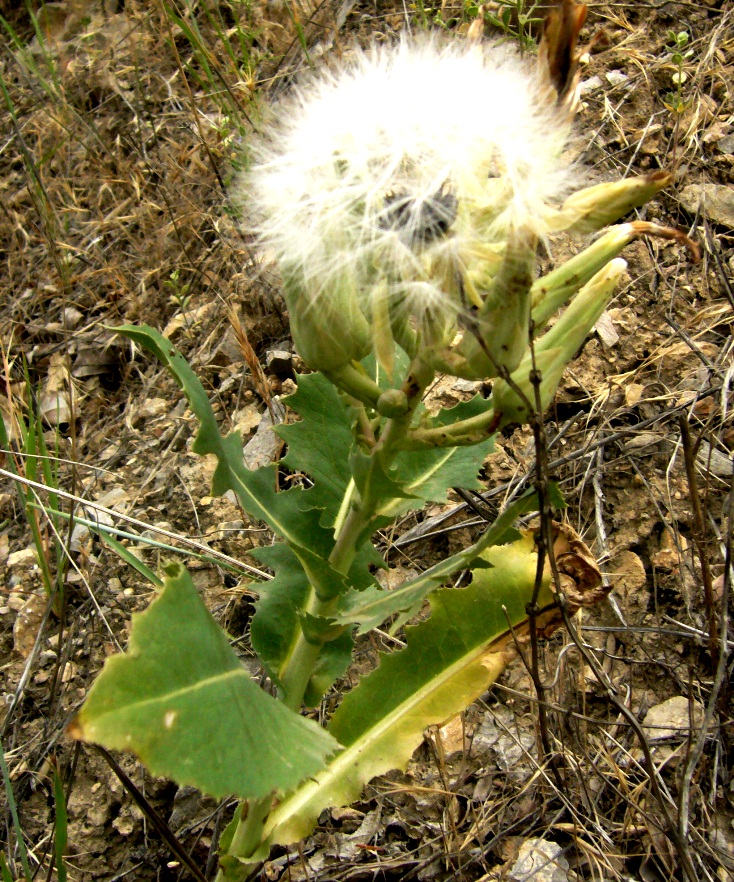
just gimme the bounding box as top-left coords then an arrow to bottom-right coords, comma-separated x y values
242,400 -> 286,470
7,593 -> 27,612
7,548 -> 38,569
679,183 -> 734,227
605,69 -> 630,88
509,839 -> 570,882
643,696 -> 705,742
265,348 -> 294,379
579,74 -> 602,95
453,378 -> 483,393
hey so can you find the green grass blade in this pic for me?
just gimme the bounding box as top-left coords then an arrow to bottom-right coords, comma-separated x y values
52,763 -> 68,882
98,531 -> 164,589
0,852 -> 13,882
0,736 -> 32,881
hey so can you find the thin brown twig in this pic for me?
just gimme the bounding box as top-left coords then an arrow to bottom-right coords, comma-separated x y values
678,416 -> 719,665
95,746 -> 208,882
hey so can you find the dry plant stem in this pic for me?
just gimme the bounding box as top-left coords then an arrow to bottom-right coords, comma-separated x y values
156,0 -> 226,194
554,593 -> 699,882
96,746 -> 208,882
526,348 -> 564,791
677,467 -> 732,844
220,358 -> 435,874
678,416 -> 719,666
0,468 -> 268,579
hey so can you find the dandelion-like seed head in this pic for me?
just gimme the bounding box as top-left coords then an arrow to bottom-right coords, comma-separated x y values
244,35 -> 581,370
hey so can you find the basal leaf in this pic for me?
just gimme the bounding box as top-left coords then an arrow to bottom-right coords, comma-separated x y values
69,562 -> 340,800
262,531 -> 554,846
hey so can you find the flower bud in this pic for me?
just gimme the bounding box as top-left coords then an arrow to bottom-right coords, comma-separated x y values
283,268 -> 371,372
549,172 -> 672,235
447,231 -> 536,379
493,258 -> 627,424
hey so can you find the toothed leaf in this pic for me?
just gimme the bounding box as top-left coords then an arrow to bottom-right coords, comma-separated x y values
70,563 -> 340,800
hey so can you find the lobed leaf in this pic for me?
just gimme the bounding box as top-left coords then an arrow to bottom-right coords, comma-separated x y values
69,563 -> 340,800
113,325 -> 335,557
379,395 -> 495,518
336,489 -> 540,633
276,373 -> 354,528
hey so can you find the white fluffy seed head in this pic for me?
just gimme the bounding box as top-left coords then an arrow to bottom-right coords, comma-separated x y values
243,35 -> 580,332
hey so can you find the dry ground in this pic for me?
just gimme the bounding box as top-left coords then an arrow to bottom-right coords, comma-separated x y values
1,1 -> 733,880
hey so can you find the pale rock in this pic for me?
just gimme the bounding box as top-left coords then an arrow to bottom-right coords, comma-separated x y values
242,400 -> 286,470
579,75 -> 602,95
509,839 -> 571,882
680,183 -> 734,227
472,705 -> 536,780
7,548 -> 38,569
643,695 -> 705,742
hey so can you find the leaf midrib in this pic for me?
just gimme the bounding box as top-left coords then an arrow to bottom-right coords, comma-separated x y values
265,628 -> 505,835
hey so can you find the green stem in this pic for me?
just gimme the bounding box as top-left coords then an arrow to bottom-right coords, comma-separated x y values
215,797 -> 272,882
279,360 -> 432,707
400,402 -> 501,450
279,503 -> 375,712
218,357 -> 435,876
323,362 -> 382,408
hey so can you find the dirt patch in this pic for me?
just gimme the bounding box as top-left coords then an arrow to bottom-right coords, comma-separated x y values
1,1 -> 733,880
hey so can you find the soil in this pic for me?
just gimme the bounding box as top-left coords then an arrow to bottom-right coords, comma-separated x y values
1,1 -> 733,881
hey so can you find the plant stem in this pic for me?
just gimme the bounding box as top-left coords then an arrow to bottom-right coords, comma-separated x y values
400,406 -> 502,450
279,502 -> 375,712
215,796 -> 272,882
279,357 -> 433,710
218,358 -> 434,876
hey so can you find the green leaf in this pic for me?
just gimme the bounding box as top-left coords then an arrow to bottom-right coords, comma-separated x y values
250,544 -> 310,688
276,374 -> 354,528
304,628 -> 355,707
379,395 -> 494,518
336,490 -> 540,633
70,562 -> 340,800
113,325 -> 334,557
261,530 -> 555,847
0,853 -> 12,882
351,447 -> 416,510
251,544 -> 368,701
360,349 -> 411,391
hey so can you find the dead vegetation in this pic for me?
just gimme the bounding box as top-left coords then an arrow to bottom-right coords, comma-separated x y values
0,1 -> 733,880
